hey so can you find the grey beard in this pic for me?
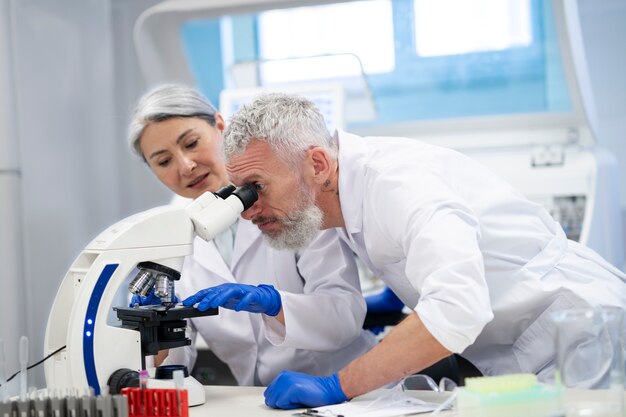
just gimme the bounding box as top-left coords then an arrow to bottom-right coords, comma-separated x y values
263,204 -> 324,250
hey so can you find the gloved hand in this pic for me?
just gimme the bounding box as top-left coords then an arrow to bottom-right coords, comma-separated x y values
368,326 -> 386,335
264,371 -> 347,409
182,283 -> 282,316
129,288 -> 178,307
365,286 -> 404,313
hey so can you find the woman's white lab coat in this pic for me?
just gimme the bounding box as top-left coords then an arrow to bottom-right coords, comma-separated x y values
166,198 -> 376,386
333,130 -> 626,380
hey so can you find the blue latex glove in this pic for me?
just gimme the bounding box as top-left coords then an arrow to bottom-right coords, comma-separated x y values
365,286 -> 404,313
182,283 -> 282,316
368,326 -> 386,335
264,371 -> 347,409
129,288 -> 178,307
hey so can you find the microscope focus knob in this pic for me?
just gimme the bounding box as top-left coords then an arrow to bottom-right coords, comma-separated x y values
108,368 -> 139,394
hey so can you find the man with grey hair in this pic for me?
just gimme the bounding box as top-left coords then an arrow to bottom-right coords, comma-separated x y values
223,92 -> 626,409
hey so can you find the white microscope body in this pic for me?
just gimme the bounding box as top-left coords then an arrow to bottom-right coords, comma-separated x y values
43,186 -> 257,403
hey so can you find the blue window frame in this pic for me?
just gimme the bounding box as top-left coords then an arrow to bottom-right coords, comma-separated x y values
180,0 -> 571,129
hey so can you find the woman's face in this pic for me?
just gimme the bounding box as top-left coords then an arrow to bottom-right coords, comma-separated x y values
139,115 -> 230,199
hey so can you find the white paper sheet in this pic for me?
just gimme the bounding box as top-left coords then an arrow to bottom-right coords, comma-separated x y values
294,389 -> 449,417
299,400 -> 439,417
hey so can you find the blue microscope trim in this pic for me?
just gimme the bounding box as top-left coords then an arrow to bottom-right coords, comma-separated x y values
83,263 -> 119,395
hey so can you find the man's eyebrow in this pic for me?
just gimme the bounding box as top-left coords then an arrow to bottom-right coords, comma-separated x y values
148,128 -> 195,160
239,173 -> 264,183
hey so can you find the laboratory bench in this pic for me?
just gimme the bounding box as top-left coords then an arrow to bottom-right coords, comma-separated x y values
189,385 -> 451,416
190,385 -> 626,417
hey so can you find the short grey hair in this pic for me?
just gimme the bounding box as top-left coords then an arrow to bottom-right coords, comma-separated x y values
223,92 -> 336,167
128,84 -> 218,159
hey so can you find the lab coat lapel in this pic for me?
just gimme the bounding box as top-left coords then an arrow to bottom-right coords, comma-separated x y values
192,236 -> 235,282
190,233 -> 260,384
169,194 -> 236,279
337,130 -> 366,235
230,219 -> 261,271
336,131 -> 382,274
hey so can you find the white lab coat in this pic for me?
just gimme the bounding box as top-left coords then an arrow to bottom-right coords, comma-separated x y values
165,196 -> 376,386
332,130 -> 626,380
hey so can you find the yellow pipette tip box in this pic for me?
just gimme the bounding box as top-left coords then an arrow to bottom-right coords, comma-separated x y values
456,374 -> 563,417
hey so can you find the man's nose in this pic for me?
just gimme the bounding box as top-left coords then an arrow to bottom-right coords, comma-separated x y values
241,200 -> 261,220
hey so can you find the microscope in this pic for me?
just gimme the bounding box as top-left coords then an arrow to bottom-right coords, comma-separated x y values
43,185 -> 257,405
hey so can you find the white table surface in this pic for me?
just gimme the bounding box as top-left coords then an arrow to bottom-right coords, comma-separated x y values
190,385 -> 626,417
190,385 -> 454,416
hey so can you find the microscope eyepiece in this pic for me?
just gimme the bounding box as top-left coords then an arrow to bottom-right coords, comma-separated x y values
186,183 -> 259,242
231,184 -> 258,211
214,184 -> 236,199
214,184 -> 258,210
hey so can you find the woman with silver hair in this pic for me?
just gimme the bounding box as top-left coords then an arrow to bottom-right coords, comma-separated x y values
127,84 -> 376,386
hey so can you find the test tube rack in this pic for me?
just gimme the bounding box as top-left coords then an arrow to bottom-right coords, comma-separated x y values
121,388 -> 188,417
0,393 -> 128,417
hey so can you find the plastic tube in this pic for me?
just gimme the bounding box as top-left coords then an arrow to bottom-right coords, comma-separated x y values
138,369 -> 149,390
173,370 -> 184,417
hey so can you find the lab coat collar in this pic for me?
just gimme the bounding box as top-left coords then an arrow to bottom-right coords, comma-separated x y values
191,218 -> 261,278
336,129 -> 366,235
192,235 -> 233,279
230,218 -> 262,270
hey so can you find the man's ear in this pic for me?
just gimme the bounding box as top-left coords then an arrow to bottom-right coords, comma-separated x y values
308,147 -> 332,185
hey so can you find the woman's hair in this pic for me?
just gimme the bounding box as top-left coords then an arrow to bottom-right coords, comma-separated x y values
128,84 -> 218,159
223,92 -> 336,168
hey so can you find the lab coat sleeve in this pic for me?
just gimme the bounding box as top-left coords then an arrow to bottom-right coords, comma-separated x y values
262,229 -> 368,351
367,167 -> 494,354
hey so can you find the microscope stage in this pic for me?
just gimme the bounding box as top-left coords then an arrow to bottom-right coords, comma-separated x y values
114,304 -> 218,322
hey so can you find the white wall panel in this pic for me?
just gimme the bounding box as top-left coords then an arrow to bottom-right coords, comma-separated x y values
0,0 -> 27,397
9,0 -> 120,389
0,176 -> 26,397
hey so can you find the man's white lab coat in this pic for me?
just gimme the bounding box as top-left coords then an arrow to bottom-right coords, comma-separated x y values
166,199 -> 376,386
333,130 -> 626,380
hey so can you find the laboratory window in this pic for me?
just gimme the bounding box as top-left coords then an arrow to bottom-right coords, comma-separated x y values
180,0 -> 571,129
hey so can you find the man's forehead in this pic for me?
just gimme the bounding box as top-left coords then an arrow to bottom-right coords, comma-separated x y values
228,140 -> 263,161
226,154 -> 270,184
226,139 -> 297,184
